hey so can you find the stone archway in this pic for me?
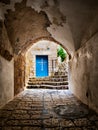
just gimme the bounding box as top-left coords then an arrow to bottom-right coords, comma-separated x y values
14,39 -> 69,94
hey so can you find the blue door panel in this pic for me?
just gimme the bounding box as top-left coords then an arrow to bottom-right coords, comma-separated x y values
36,55 -> 48,77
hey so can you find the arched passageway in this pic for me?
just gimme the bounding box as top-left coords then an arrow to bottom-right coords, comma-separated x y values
25,40 -> 69,89
0,1 -> 98,129
14,38 -> 70,95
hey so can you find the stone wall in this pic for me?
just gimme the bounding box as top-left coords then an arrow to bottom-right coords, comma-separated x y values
69,32 -> 98,113
14,54 -> 25,95
25,52 -> 33,84
0,20 -> 14,108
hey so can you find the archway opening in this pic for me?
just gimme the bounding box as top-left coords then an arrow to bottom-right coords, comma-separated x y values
25,40 -> 69,90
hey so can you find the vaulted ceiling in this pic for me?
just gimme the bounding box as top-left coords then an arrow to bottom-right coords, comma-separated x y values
0,0 -> 98,55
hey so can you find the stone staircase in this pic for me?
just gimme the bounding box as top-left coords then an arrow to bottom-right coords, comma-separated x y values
26,71 -> 69,89
26,62 -> 69,89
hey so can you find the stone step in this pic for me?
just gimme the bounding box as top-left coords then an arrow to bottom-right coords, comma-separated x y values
51,75 -> 68,78
28,81 -> 68,86
27,71 -> 69,89
29,77 -> 68,82
54,72 -> 68,75
50,77 -> 68,81
27,84 -> 69,89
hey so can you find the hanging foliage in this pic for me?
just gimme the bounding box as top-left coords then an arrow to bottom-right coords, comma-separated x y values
57,46 -> 67,62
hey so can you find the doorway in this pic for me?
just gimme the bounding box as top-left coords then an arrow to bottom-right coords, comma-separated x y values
36,55 -> 48,77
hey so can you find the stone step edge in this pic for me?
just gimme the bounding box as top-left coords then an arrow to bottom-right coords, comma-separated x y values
27,81 -> 68,85
27,84 -> 69,89
29,78 -> 68,81
29,75 -> 68,79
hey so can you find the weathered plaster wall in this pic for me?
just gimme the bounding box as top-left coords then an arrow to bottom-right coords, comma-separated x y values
0,56 -> 14,108
27,0 -> 75,54
0,0 -> 74,56
69,32 -> 98,113
4,0 -> 51,54
0,20 -> 14,108
58,0 -> 98,50
81,11 -> 98,45
0,0 -> 98,54
27,0 -> 98,51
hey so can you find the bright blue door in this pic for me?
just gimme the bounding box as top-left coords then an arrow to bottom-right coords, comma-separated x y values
36,55 -> 48,77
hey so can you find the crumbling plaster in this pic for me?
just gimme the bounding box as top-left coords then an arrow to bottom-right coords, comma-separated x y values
0,0 -> 98,55
0,0 -> 75,55
27,0 -> 98,51
4,0 -> 51,54
0,0 -> 98,54
27,0 -> 75,54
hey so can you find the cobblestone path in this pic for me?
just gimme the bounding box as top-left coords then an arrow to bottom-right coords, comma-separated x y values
0,89 -> 98,130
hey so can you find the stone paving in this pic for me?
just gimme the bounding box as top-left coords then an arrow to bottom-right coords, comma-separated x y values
0,89 -> 98,130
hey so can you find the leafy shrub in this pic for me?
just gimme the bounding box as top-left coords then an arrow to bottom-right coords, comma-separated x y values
57,46 -> 67,62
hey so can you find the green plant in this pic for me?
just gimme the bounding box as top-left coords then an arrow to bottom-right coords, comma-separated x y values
57,46 -> 67,62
